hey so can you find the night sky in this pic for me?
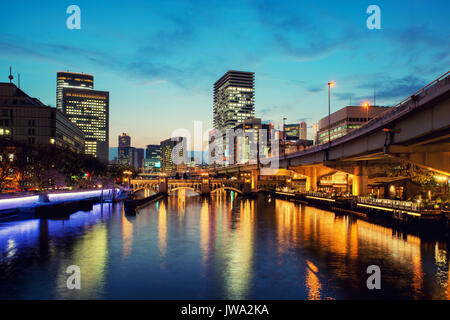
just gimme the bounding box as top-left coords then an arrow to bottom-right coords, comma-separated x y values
1,0 -> 449,148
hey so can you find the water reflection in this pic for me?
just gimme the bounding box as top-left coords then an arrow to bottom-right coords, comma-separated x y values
1,192 -> 450,299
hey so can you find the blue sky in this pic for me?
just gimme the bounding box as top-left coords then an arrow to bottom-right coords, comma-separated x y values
1,0 -> 449,149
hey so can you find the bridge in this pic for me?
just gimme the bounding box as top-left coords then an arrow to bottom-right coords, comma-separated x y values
130,174 -> 290,196
214,71 -> 450,197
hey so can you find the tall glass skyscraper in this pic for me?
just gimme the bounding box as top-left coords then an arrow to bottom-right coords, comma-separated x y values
213,70 -> 255,132
56,72 -> 94,111
118,133 -> 131,165
62,88 -> 109,162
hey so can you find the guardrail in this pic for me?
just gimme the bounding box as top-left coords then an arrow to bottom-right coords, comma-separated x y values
358,197 -> 420,211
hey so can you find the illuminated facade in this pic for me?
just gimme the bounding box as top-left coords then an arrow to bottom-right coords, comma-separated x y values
317,106 -> 390,144
228,118 -> 271,165
0,83 -> 85,153
285,122 -> 307,141
118,133 -> 131,166
145,144 -> 161,172
62,88 -> 109,162
213,70 -> 255,132
160,137 -> 187,173
56,72 -> 93,111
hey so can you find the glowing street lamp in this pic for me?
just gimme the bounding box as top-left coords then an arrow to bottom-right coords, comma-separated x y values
362,102 -> 370,123
327,82 -> 336,144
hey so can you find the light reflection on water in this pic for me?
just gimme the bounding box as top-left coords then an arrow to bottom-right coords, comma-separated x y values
0,190 -> 450,299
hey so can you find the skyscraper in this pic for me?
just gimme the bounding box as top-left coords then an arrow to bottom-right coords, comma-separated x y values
118,133 -> 131,165
62,88 -> 109,162
213,70 -> 255,132
56,72 -> 93,111
299,121 -> 307,140
160,137 -> 187,174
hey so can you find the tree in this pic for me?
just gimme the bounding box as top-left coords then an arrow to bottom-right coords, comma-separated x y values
0,147 -> 16,192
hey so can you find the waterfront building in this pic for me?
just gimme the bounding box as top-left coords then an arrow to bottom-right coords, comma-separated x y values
0,82 -> 85,153
213,70 -> 255,132
62,87 -> 109,162
56,71 -> 93,111
317,105 -> 390,144
160,137 -> 187,173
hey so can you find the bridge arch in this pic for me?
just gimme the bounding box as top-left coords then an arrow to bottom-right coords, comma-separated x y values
168,187 -> 201,194
210,187 -> 243,194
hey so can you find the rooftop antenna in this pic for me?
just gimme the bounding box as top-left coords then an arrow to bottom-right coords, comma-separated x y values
374,87 -> 376,106
18,73 -> 21,88
8,66 -> 14,83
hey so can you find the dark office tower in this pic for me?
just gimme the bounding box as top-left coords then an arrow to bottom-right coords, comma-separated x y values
119,133 -> 131,148
213,70 -> 255,132
285,122 -> 308,141
135,148 -> 145,169
56,71 -> 94,111
62,88 -> 109,162
118,133 -> 131,165
145,144 -> 161,159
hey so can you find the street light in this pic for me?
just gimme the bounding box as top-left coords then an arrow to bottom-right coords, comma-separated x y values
362,102 -> 370,123
327,82 -> 336,144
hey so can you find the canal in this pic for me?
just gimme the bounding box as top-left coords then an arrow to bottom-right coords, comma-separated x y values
1,190 -> 449,299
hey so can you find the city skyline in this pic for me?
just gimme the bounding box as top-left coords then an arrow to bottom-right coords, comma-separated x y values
0,1 -> 449,149
1,0 -> 450,304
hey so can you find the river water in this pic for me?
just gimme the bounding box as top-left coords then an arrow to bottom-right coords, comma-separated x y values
0,190 -> 449,299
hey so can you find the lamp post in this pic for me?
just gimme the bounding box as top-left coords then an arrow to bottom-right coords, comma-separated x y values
362,102 -> 370,123
327,82 -> 335,144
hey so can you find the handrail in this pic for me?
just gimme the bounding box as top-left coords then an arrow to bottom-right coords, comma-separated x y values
279,70 -> 450,161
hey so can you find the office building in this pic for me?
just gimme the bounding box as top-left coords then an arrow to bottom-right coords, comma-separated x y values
62,87 -> 109,162
56,71 -> 93,111
145,144 -> 161,160
0,83 -> 85,153
299,121 -> 307,140
213,70 -> 255,132
144,144 -> 161,172
228,118 -> 271,165
119,132 -> 131,148
160,137 -> 187,173
317,105 -> 390,144
118,133 -> 131,165
285,122 -> 307,141
134,148 -> 145,169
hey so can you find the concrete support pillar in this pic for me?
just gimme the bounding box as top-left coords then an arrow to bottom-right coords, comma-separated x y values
159,176 -> 168,194
242,172 -> 252,194
201,175 -> 210,195
305,167 -> 318,192
352,165 -> 368,196
251,169 -> 259,192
